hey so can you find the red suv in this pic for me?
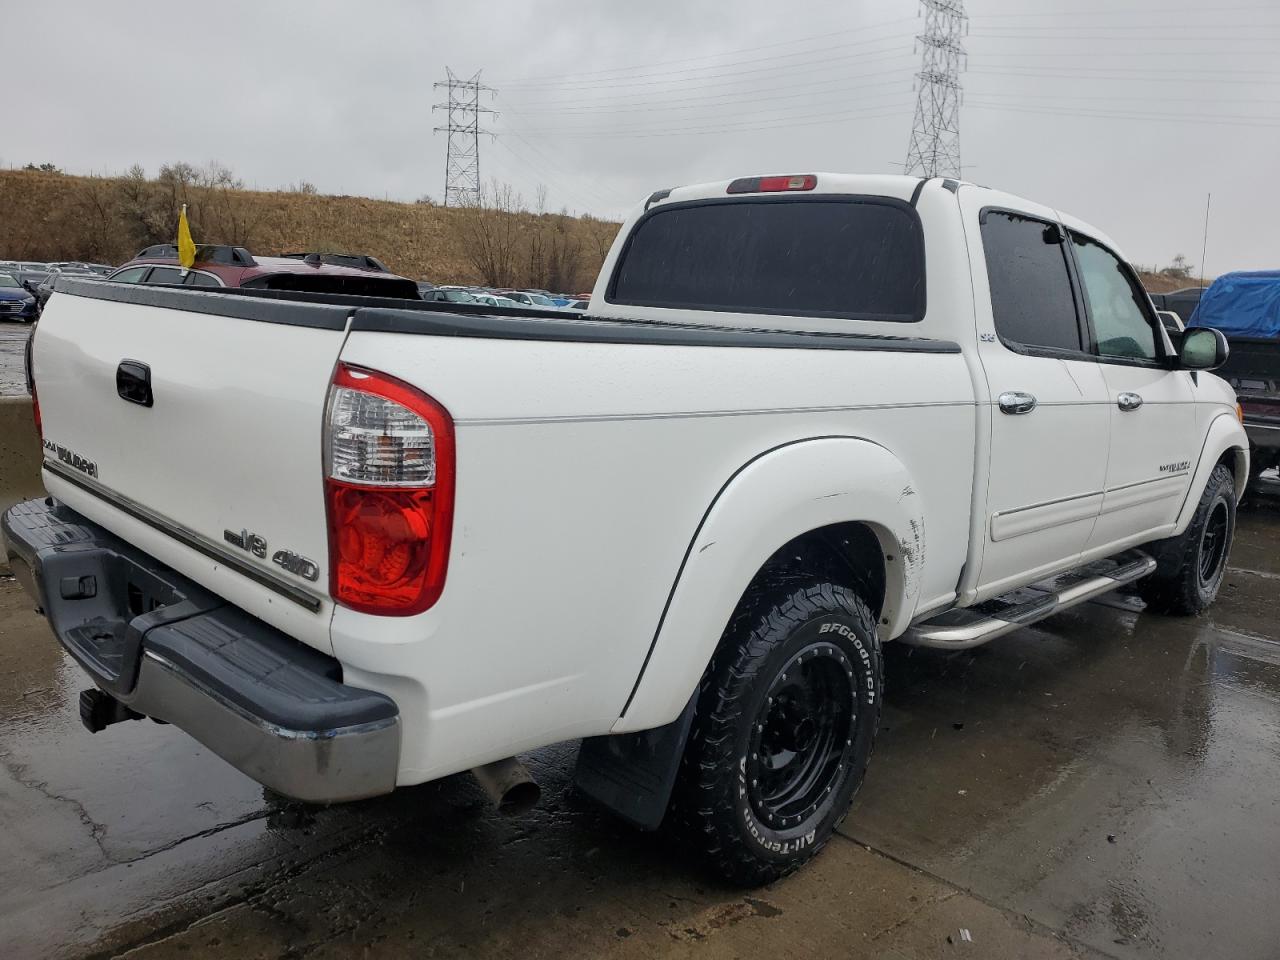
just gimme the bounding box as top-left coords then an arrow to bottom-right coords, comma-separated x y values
107,245 -> 420,299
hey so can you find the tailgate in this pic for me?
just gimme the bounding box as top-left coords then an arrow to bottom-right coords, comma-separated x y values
31,282 -> 350,652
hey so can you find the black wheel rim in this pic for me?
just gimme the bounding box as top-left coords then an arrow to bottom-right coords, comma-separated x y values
745,642 -> 857,831
1198,500 -> 1230,587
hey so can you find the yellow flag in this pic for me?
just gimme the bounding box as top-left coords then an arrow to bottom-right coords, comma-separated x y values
177,204 -> 196,273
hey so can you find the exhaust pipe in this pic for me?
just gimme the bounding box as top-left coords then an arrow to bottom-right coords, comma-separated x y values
470,757 -> 541,814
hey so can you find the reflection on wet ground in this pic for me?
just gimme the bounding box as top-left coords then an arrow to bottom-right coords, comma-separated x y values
1,501 -> 1279,959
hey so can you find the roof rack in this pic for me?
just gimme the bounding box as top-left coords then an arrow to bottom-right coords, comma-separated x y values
280,252 -> 389,273
135,244 -> 256,266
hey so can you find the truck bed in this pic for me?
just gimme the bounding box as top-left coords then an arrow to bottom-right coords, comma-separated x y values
32,276 -> 976,782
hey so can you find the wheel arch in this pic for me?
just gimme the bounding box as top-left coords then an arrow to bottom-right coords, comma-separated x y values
614,436 -> 924,733
1175,412 -> 1249,534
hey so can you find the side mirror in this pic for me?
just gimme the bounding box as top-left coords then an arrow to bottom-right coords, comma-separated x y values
1179,327 -> 1228,371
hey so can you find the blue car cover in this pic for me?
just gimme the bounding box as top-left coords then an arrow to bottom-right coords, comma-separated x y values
1190,270 -> 1280,339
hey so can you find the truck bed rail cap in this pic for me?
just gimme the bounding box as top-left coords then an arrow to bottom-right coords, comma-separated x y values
55,277 -> 351,330
349,308 -> 962,354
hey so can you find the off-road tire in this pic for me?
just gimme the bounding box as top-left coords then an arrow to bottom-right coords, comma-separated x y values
670,582 -> 883,886
1139,464 -> 1236,615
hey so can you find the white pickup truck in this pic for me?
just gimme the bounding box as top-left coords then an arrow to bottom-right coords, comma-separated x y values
3,173 -> 1247,885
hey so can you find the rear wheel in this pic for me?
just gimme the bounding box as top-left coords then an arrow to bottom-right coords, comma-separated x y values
671,582 -> 882,886
1139,464 -> 1236,615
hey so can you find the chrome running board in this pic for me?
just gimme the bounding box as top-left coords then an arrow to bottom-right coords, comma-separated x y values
903,551 -> 1157,650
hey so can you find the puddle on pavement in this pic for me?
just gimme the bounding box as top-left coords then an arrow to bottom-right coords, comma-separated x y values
1,504 -> 1278,959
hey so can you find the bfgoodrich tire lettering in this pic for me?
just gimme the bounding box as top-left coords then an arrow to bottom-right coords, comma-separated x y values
671,582 -> 882,886
1139,463 -> 1236,616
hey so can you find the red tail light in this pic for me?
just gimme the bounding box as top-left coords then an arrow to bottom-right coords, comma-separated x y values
726,174 -> 817,194
324,363 -> 455,616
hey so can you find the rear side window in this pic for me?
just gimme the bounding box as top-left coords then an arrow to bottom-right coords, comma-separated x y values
981,211 -> 1082,352
608,197 -> 925,321
145,266 -> 185,285
184,271 -> 220,287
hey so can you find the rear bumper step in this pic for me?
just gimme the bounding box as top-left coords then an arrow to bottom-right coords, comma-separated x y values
2,497 -> 400,803
903,551 -> 1157,650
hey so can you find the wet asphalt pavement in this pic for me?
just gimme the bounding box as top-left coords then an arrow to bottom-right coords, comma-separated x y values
3,494 -> 1280,959
0,323 -> 31,396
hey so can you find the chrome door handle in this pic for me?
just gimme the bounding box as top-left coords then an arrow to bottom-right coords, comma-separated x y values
998,391 -> 1037,415
1117,392 -> 1144,412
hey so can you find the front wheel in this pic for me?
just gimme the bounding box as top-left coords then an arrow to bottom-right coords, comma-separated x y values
671,582 -> 882,886
1139,463 -> 1236,615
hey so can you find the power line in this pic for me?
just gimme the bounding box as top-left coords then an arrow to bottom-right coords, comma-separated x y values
499,49 -> 911,108
501,83 -> 911,131
970,67 -> 1280,83
432,68 -> 497,207
508,102 -> 914,140
489,136 -> 618,213
499,76 -> 911,118
494,17 -> 916,84
976,3 -> 1279,16
969,88 -> 1280,109
499,36 -> 915,91
502,131 -> 622,209
905,0 -> 967,178
966,101 -> 1280,129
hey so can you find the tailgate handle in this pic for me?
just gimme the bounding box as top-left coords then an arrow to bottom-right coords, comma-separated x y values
116,360 -> 153,408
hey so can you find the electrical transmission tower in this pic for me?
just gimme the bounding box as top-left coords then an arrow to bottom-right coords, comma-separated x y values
432,68 -> 497,206
904,0 -> 967,178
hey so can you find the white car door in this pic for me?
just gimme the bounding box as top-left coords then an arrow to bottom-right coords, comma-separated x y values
965,194 -> 1112,598
1066,228 -> 1199,550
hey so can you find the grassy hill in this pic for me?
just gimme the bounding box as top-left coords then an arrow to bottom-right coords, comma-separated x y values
0,167 -> 619,291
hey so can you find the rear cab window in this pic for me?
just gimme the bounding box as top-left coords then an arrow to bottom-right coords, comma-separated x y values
607,197 -> 925,321
980,210 -> 1083,354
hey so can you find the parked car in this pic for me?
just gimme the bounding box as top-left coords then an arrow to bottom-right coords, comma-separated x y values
0,271 -> 38,322
471,293 -> 520,308
500,290 -> 560,308
1191,270 -> 1280,483
5,172 -> 1246,887
107,244 -> 419,299
34,268 -> 99,311
566,299 -> 589,310
1149,286 -> 1206,326
16,270 -> 50,295
422,288 -> 477,303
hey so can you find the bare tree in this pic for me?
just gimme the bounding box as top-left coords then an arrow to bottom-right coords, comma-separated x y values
452,179 -> 524,286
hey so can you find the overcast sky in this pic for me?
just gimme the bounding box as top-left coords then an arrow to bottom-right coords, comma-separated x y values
8,0 -> 1279,273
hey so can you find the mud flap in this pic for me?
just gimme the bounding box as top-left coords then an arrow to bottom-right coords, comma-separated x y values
573,693 -> 697,831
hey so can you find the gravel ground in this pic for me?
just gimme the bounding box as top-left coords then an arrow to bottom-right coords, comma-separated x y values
0,322 -> 31,396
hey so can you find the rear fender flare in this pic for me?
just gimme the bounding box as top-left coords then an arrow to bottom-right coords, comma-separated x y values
614,436 -> 923,733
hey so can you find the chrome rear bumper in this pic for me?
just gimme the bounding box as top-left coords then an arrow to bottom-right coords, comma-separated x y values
2,497 -> 399,803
